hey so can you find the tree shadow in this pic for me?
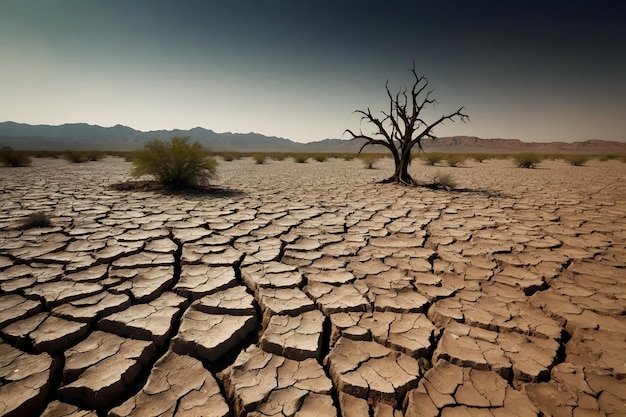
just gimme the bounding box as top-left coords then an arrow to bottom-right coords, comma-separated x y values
384,180 -> 507,198
109,180 -> 246,198
445,186 -> 507,198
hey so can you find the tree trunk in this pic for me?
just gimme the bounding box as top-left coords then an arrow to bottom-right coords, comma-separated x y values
384,148 -> 415,185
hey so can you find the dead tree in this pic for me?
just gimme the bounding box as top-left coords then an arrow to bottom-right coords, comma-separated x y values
345,64 -> 469,185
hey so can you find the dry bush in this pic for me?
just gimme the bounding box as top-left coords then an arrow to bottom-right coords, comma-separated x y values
544,153 -> 562,161
563,154 -> 590,166
313,154 -> 328,162
514,153 -> 543,168
131,137 -> 217,188
471,153 -> 494,163
20,212 -> 52,229
86,150 -> 104,161
359,154 -> 380,169
32,150 -> 61,159
294,154 -> 309,163
63,150 -> 88,163
253,154 -> 267,164
122,151 -> 139,162
0,146 -> 32,167
443,154 -> 466,167
431,172 -> 456,190
219,152 -> 244,161
422,153 -> 444,166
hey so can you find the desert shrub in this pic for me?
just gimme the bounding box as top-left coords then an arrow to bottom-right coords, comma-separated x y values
131,136 -> 217,188
86,150 -> 104,161
63,150 -> 87,163
0,146 -> 32,167
443,154 -> 466,167
341,154 -> 357,161
422,153 -> 444,166
20,211 -> 52,229
122,151 -> 139,162
545,153 -> 562,161
514,153 -> 543,168
563,154 -> 590,166
220,152 -> 243,161
359,154 -> 380,169
294,154 -> 309,163
271,153 -> 288,161
598,154 -> 617,161
253,154 -> 267,164
471,153 -> 494,163
31,150 -> 60,159
431,172 -> 456,190
313,154 -> 328,162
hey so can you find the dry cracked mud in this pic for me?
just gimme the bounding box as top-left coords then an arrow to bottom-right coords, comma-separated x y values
1,156 -> 625,416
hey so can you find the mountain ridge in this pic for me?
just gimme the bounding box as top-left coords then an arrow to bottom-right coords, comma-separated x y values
1,121 -> 625,154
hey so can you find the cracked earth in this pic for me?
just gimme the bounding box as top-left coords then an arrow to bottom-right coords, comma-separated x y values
1,156 -> 625,417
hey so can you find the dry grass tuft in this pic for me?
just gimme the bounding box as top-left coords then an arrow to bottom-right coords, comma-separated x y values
514,153 -> 543,169
431,172 -> 456,190
0,146 -> 32,167
253,154 -> 268,164
20,212 -> 52,229
359,154 -> 380,169
443,154 -> 466,167
562,154 -> 590,166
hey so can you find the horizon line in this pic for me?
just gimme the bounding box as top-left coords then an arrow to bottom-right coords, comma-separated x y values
1,120 -> 624,145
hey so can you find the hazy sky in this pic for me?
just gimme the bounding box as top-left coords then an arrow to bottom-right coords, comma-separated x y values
1,0 -> 625,143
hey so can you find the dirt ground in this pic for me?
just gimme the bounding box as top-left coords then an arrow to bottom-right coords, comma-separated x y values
1,156 -> 625,416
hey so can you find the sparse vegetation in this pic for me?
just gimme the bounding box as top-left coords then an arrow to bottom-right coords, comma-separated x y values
598,154 -> 617,161
131,136 -> 217,188
443,154 -> 466,167
422,153 -> 444,166
122,151 -> 138,162
514,153 -> 543,169
212,151 -> 244,161
63,150 -> 87,163
19,211 -> 52,229
471,153 -> 494,163
253,154 -> 267,164
563,154 -> 590,166
86,150 -> 104,161
294,155 -> 309,163
0,146 -> 32,167
31,150 -> 61,159
431,172 -> 456,190
313,154 -> 328,162
359,154 -> 380,169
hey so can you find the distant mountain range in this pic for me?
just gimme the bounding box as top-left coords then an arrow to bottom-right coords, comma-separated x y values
1,121 -> 625,154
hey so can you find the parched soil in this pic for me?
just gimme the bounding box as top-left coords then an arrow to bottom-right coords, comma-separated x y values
1,156 -> 624,416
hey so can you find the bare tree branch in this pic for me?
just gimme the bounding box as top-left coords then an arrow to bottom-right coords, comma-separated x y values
409,107 -> 469,149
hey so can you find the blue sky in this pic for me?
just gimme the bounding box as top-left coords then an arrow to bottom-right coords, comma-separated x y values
1,0 -> 625,142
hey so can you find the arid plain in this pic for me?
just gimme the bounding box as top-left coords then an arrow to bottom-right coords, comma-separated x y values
1,156 -> 625,417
